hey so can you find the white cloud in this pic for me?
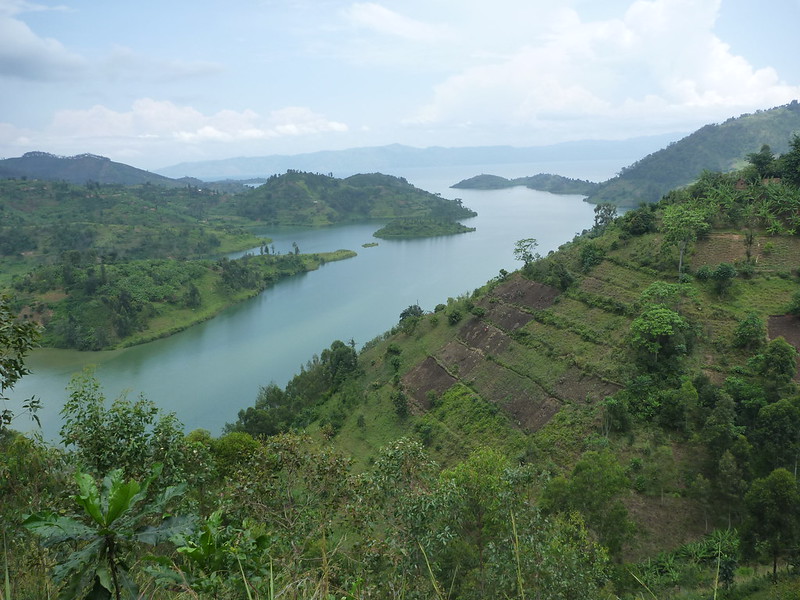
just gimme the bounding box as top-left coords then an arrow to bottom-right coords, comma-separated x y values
0,6 -> 84,80
47,99 -> 348,143
344,3 -> 451,43
405,0 -> 800,140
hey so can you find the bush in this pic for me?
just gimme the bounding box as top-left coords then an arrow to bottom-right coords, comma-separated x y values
448,309 -> 463,325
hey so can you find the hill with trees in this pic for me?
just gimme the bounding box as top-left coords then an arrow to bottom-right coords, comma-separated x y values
587,101 -> 800,207
234,170 -> 476,226
4,135 -> 800,598
0,170 -> 474,349
450,102 -> 800,209
452,172 -> 599,195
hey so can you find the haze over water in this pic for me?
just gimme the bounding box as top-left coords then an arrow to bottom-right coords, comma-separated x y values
10,159 -> 622,441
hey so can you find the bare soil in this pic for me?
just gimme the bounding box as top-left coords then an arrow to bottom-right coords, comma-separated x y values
552,366 -> 621,403
402,356 -> 457,413
490,275 -> 560,309
404,276 -> 619,431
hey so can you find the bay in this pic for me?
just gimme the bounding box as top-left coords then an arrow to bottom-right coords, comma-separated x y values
8,159 -> 626,441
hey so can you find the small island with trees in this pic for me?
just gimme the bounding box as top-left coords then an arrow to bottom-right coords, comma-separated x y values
452,172 -> 599,195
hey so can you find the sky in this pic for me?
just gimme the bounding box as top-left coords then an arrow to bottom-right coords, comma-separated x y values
1,0 -> 799,170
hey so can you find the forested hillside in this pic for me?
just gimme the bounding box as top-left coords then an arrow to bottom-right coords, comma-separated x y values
234,170 -> 476,225
587,101 -> 800,207
0,171 -> 473,349
4,136 -> 800,598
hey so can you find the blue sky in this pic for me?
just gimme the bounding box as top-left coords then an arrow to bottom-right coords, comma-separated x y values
1,0 -> 799,169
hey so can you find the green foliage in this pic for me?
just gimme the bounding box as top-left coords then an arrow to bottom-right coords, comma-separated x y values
744,468 -> 800,576
629,304 -> 693,370
660,201 -> 711,274
60,369 -> 189,485
540,449 -> 633,557
579,241 -> 605,272
0,294 -> 40,428
710,262 -> 737,296
513,237 -> 539,266
235,170 -> 476,226
732,312 -> 766,349
228,339 -> 360,436
24,464 -> 191,600
373,217 -> 475,239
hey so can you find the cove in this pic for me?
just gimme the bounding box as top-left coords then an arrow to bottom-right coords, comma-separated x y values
9,160 -> 624,441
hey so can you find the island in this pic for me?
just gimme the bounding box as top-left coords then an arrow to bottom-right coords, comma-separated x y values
452,172 -> 599,195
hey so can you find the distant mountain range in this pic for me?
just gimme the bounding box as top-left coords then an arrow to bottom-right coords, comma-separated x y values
154,135 -> 681,180
4,101 -> 799,207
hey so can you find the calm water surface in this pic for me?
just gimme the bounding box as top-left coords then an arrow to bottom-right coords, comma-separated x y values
10,160 -> 625,440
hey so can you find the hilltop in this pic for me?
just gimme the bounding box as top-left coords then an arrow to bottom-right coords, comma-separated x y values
234,170 -> 476,226
0,151 -> 249,193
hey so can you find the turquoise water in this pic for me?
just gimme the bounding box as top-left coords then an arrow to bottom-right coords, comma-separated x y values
8,160 -> 623,440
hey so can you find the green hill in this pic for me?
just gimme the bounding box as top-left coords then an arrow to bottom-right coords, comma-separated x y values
587,101 -> 800,207
234,169 -> 476,226
452,172 -> 599,194
223,140 -> 800,597
6,138 -> 800,599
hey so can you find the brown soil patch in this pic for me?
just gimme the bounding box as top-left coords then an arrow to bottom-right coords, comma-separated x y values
483,303 -> 534,331
436,340 -> 559,431
768,314 -> 800,349
490,276 -> 560,310
552,366 -> 621,403
458,319 -> 511,355
401,356 -> 457,413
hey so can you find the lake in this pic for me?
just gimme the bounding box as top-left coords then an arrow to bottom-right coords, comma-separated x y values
9,159 -> 627,441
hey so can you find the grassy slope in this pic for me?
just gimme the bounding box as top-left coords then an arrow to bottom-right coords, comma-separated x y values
311,207 -> 800,569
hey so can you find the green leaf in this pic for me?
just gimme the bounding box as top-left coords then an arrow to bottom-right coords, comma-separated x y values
75,472 -> 105,525
136,515 -> 195,546
23,513 -> 97,544
105,479 -> 141,526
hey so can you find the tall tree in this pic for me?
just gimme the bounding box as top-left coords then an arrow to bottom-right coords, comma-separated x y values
744,468 -> 800,577
660,203 -> 710,276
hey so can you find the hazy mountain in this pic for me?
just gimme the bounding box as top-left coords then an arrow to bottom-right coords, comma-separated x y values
587,101 -> 800,207
155,134 -> 682,180
0,151 -> 191,187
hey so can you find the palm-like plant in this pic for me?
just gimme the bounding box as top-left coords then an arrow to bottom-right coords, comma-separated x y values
24,463 -> 192,600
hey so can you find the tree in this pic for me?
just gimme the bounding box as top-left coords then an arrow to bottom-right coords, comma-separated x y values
0,295 -> 41,428
593,203 -> 617,232
732,313 -> 766,350
753,399 -> 800,474
744,468 -> 800,577
513,238 -> 539,267
660,203 -> 710,275
751,337 -> 798,400
777,134 -> 800,187
710,262 -> 737,296
629,304 -> 693,369
59,369 -> 189,485
540,450 -> 633,557
746,144 -> 776,179
399,304 -> 424,321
